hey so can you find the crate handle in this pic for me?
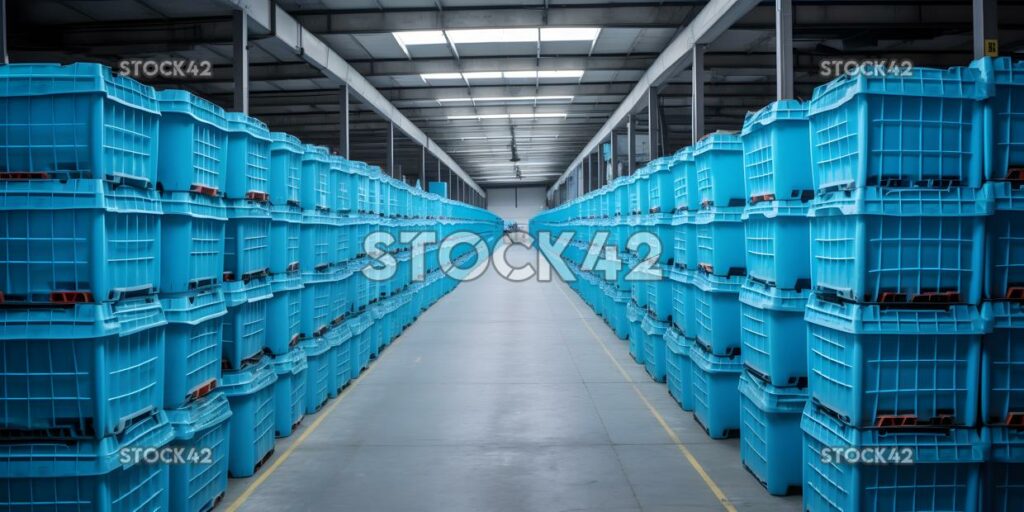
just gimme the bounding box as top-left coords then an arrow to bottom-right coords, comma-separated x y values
188,277 -> 218,291
106,173 -> 152,190
749,193 -> 776,205
874,415 -> 917,428
1007,287 -> 1024,301
49,291 -> 94,304
286,199 -> 301,208
108,285 -> 155,302
0,171 -> 53,180
246,190 -> 270,203
289,333 -> 301,348
187,379 -> 218,402
287,261 -> 300,273
190,184 -> 220,197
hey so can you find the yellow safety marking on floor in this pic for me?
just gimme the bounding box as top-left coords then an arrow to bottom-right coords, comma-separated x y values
555,282 -> 738,512
224,330 -> 409,512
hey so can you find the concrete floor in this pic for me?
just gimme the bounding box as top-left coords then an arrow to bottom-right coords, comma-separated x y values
223,245 -> 803,512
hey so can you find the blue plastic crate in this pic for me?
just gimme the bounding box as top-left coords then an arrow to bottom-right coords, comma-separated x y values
222,279 -> 272,370
671,215 -> 698,271
641,314 -> 669,382
664,326 -> 693,411
330,155 -> 354,214
987,209 -> 1024,300
986,426 -> 1024,511
0,181 -> 161,303
268,132 -> 302,209
627,300 -> 645,364
302,336 -> 332,414
224,113 -> 271,200
669,270 -> 696,337
266,274 -> 303,355
646,159 -> 675,214
974,57 -> 1024,181
805,295 -> 984,427
269,208 -> 301,276
642,269 -> 672,323
0,295 -> 165,438
347,312 -> 372,376
0,63 -> 160,185
690,342 -> 743,439
741,200 -> 810,290
336,220 -> 354,264
0,411 -> 173,511
670,147 -> 697,212
329,325 -> 354,396
808,65 -> 986,192
301,211 -> 337,274
166,392 -> 232,512
161,192 -> 227,294
225,199 -> 271,284
802,405 -> 984,512
739,279 -> 810,387
694,132 -> 745,208
695,207 -> 745,277
271,346 -> 307,438
162,286 -> 226,408
809,186 -> 990,304
738,372 -> 806,496
740,99 -> 813,202
220,356 -> 277,478
300,145 -> 331,212
157,89 -> 229,194
693,272 -> 744,357
981,301 -> 1024,424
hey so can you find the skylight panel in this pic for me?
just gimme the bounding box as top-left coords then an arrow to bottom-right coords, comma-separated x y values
539,28 -> 601,42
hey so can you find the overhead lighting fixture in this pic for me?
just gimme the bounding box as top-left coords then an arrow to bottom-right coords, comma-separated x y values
502,70 -> 585,79
420,73 -> 463,80
540,27 -> 601,42
476,161 -> 556,167
446,113 -> 567,121
437,95 -> 574,104
393,30 -> 447,49
446,28 -> 539,44
395,27 -> 599,47
461,72 -> 503,80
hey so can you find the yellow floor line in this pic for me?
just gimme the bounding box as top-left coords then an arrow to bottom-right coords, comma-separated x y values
224,332 -> 407,512
555,282 -> 738,512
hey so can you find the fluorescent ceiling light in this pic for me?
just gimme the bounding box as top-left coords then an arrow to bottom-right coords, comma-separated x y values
395,28 -> 599,47
502,70 -> 584,79
540,27 -> 601,42
420,73 -> 463,80
476,161 -> 557,167
447,113 -> 567,120
446,28 -> 538,44
393,30 -> 447,48
437,95 -> 574,103
461,72 -> 503,80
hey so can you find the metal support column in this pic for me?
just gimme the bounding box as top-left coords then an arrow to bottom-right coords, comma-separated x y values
609,134 -> 620,179
232,10 -> 249,114
386,121 -> 395,178
648,88 -> 662,160
691,44 -> 706,144
419,146 -> 427,190
973,0 -> 999,58
339,85 -> 350,158
1,0 -> 8,65
596,148 -> 605,189
626,114 -> 636,175
776,0 -> 794,100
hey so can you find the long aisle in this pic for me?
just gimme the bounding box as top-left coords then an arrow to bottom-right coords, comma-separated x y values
224,244 -> 802,512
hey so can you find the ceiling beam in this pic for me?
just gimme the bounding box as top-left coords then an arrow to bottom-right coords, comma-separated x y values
549,0 -> 760,195
217,0 -> 486,197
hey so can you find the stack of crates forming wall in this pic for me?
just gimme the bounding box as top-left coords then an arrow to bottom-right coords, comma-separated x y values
0,62 -> 503,510
736,99 -> 813,495
531,57 -> 1024,509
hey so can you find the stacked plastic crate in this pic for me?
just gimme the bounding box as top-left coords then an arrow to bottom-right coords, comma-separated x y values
667,147 -> 698,411
266,133 -> 308,439
640,156 -> 677,383
626,171 -> 650,364
736,100 -> 813,496
0,63 -> 176,510
690,132 -> 746,439
802,65 -> 989,511
156,88 -> 237,509
977,56 -> 1024,511
325,154 -> 355,401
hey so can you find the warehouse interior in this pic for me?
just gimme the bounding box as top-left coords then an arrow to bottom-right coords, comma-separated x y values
1,0 -> 1021,511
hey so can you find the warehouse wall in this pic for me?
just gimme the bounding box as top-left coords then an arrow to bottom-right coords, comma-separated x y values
486,186 -> 546,229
